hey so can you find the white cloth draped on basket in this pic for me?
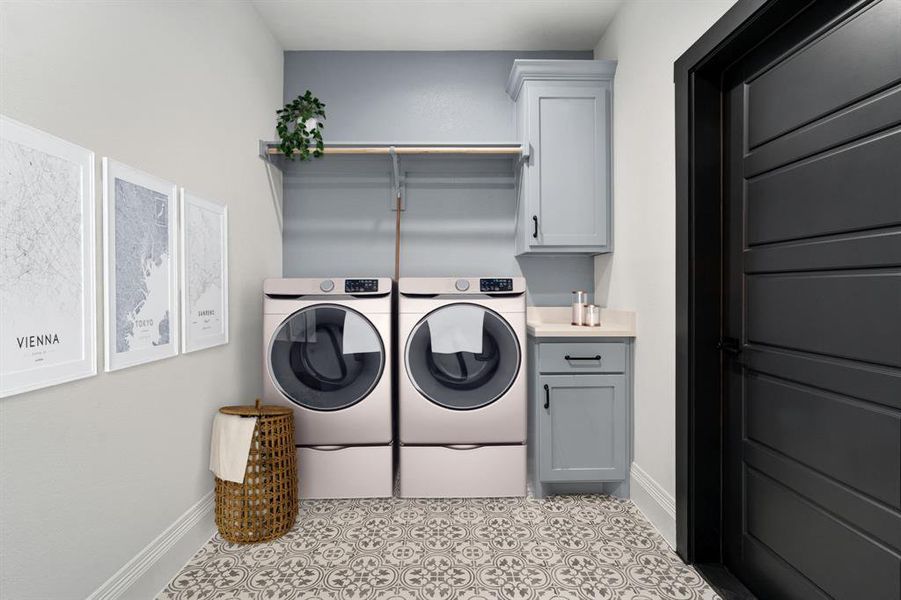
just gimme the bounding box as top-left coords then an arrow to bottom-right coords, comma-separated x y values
209,413 -> 258,483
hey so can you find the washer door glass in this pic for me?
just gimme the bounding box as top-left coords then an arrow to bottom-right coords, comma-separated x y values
405,304 -> 520,410
269,305 -> 384,411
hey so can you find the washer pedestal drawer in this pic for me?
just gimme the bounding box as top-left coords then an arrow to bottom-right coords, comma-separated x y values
298,445 -> 393,499
399,444 -> 526,498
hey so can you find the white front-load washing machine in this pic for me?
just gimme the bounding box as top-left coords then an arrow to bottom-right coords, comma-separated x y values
398,277 -> 527,498
263,277 -> 392,499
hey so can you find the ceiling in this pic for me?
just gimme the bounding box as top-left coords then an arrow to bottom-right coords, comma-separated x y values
251,1 -> 624,51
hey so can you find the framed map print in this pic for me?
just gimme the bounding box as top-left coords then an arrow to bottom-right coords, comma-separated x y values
0,115 -> 97,397
102,158 -> 178,371
180,190 -> 228,353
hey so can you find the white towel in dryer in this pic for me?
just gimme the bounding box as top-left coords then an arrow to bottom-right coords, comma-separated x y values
342,311 -> 381,354
428,304 -> 485,354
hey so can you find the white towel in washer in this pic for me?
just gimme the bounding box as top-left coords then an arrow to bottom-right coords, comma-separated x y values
342,311 -> 381,354
428,304 -> 485,354
209,413 -> 257,483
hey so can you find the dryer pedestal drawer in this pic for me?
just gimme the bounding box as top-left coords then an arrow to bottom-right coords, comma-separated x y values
399,445 -> 526,498
298,445 -> 393,499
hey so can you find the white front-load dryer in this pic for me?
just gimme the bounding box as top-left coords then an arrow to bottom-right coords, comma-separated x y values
263,277 -> 392,499
398,277 -> 527,498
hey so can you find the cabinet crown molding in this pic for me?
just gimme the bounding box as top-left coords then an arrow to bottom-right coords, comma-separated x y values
506,59 -> 617,100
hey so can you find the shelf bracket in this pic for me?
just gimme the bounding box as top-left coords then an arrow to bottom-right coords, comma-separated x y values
259,139 -> 276,164
389,146 -> 405,211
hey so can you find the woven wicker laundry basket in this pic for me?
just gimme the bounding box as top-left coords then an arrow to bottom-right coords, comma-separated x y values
214,401 -> 297,543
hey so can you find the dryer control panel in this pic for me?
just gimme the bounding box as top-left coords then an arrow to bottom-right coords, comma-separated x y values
480,278 -> 513,293
345,278 -> 380,293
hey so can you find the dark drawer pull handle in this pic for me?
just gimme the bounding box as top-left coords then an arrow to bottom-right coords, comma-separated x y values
532,215 -> 539,238
565,354 -> 602,361
543,384 -> 550,409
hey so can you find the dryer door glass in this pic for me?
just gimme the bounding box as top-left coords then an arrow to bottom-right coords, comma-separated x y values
269,305 -> 385,411
405,304 -> 521,410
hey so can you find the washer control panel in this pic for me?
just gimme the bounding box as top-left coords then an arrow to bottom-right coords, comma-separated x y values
345,278 -> 379,294
480,278 -> 513,293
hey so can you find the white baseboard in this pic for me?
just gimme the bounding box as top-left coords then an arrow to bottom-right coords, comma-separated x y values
87,490 -> 215,600
630,463 -> 676,548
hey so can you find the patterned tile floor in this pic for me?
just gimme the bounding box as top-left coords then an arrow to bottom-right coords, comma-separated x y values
159,495 -> 720,600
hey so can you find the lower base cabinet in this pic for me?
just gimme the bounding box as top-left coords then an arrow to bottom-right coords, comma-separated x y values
538,374 -> 626,482
528,338 -> 632,498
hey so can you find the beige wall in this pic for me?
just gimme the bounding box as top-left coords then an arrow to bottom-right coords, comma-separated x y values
0,2 -> 283,598
594,0 -> 737,543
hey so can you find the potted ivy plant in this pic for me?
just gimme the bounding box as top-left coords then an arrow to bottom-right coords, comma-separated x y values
275,90 -> 326,161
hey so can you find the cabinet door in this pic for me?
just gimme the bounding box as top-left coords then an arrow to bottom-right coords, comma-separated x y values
526,82 -> 611,249
538,374 -> 625,482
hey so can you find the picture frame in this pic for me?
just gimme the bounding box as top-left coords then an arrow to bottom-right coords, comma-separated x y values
102,158 -> 178,371
0,115 -> 97,397
180,189 -> 229,353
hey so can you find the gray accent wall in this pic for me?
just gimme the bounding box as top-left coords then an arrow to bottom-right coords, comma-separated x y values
282,51 -> 595,306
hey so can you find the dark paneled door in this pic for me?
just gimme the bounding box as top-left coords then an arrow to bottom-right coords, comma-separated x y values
722,1 -> 901,597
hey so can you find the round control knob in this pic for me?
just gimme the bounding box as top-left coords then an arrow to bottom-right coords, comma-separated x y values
455,279 -> 470,292
319,279 -> 335,292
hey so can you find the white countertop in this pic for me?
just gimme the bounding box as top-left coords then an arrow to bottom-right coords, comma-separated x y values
526,306 -> 636,338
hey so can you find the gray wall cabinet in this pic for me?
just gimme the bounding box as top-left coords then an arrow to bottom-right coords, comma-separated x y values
507,60 -> 617,255
528,337 -> 632,498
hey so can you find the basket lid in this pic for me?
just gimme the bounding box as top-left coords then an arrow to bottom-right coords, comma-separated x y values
219,399 -> 292,417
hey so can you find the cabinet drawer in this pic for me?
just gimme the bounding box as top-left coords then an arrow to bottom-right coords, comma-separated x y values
538,342 -> 625,373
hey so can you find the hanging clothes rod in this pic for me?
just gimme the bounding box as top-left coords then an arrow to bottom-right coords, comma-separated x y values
261,141 -> 527,158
